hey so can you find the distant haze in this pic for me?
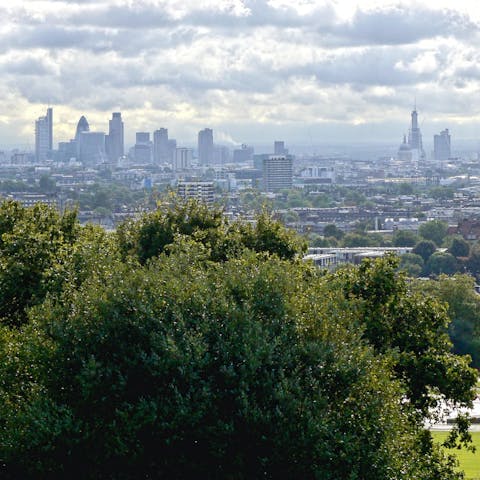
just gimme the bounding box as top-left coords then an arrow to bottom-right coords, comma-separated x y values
2,1 -> 480,148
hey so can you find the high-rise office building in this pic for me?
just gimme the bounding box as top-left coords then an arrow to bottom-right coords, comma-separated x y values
233,144 -> 254,163
198,128 -> 214,165
105,112 -> 124,162
153,128 -> 169,164
262,155 -> 293,192
407,108 -> 425,160
134,132 -> 152,163
168,139 -> 177,164
174,148 -> 193,171
35,107 -> 53,162
434,129 -> 451,161
75,116 -> 90,142
78,131 -> 106,166
274,141 -> 288,156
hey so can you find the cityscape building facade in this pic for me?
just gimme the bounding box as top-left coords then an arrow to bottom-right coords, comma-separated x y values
35,107 -> 53,162
262,155 -> 293,192
105,112 -> 124,162
153,128 -> 169,164
177,181 -> 214,204
434,129 -> 451,161
174,148 -> 193,171
274,141 -> 288,156
78,131 -> 106,166
198,128 -> 214,165
134,132 -> 152,163
407,108 -> 425,161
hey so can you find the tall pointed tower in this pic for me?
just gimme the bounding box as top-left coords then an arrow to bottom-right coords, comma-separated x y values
407,105 -> 425,160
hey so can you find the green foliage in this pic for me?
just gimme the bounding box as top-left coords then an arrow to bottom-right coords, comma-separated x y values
0,252 -> 411,479
413,239 -> 437,263
0,201 -> 476,479
0,201 -> 79,327
341,232 -> 384,247
323,223 -> 344,240
419,220 -> 449,247
76,183 -> 147,212
238,189 -> 272,212
335,255 -> 477,417
429,187 -> 455,200
414,274 -> 480,368
399,253 -> 424,277
117,200 -> 306,264
426,252 -> 460,276
448,238 -> 470,258
393,229 -> 418,247
398,182 -> 415,195
466,245 -> 480,278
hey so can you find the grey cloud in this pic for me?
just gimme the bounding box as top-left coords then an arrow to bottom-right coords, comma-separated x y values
333,6 -> 478,46
3,25 -> 114,50
0,57 -> 54,76
67,4 -> 172,29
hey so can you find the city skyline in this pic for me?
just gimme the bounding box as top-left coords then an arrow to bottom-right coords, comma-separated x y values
3,1 -> 480,147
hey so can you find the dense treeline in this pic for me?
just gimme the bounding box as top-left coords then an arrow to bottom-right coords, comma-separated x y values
0,199 -> 477,479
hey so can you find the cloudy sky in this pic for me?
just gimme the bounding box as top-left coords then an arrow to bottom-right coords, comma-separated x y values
3,0 -> 480,149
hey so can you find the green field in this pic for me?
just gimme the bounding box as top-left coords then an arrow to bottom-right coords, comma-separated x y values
432,431 -> 480,480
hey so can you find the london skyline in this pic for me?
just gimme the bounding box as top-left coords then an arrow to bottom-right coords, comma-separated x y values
3,1 -> 480,147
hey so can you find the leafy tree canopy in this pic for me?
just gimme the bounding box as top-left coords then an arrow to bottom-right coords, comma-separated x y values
117,199 -> 306,264
426,252 -> 459,276
412,239 -> 437,263
0,200 -> 475,479
419,220 -> 449,247
0,200 -> 79,327
323,223 -> 344,240
414,274 -> 480,368
393,229 -> 418,247
447,237 -> 470,259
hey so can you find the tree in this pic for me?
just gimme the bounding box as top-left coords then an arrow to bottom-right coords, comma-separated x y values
414,274 -> 480,368
341,232 -> 384,248
323,223 -> 344,240
429,187 -> 454,200
0,251 -> 409,479
419,220 -> 448,246
393,229 -> 418,247
466,245 -> 480,278
38,175 -> 56,193
0,205 -> 476,479
0,201 -> 79,327
399,253 -> 424,277
334,255 -> 476,417
412,240 -> 437,263
448,238 -> 470,258
426,252 -> 459,276
117,200 -> 306,264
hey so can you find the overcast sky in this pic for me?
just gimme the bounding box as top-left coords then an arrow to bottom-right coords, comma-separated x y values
3,0 -> 480,149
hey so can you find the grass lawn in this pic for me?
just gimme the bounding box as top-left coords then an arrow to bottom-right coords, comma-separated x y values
432,431 -> 480,480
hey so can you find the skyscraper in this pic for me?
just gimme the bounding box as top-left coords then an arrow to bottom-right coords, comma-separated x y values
75,116 -> 90,141
174,148 -> 193,171
105,112 -> 124,162
274,141 -> 288,156
434,129 -> 451,161
35,107 -> 53,162
407,108 -> 425,160
198,128 -> 214,166
153,128 -> 169,164
134,132 -> 152,163
78,132 -> 106,166
262,156 -> 293,192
